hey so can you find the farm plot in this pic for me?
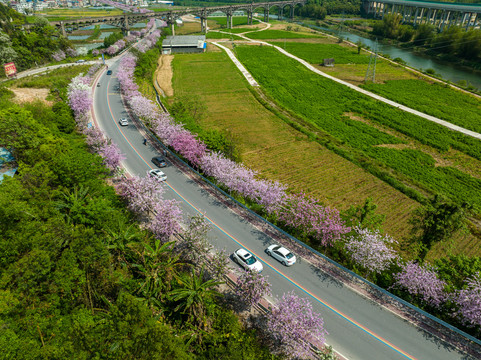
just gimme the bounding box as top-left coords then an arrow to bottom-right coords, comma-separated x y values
362,79 -> 481,133
170,51 -> 419,241
268,41 -> 371,64
245,29 -> 323,39
235,45 -> 481,210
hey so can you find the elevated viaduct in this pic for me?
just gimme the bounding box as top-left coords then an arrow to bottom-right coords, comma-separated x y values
362,0 -> 481,30
41,1 -> 307,36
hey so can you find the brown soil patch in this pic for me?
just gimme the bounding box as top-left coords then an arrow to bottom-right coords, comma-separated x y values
10,88 -> 52,105
155,55 -> 174,97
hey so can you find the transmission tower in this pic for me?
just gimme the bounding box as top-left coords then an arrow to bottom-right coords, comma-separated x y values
364,39 -> 378,83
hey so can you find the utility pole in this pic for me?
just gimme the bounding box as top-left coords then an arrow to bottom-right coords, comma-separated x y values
364,39 -> 378,83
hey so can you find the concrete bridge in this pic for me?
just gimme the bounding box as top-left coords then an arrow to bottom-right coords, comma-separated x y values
46,1 -> 307,36
362,0 -> 481,30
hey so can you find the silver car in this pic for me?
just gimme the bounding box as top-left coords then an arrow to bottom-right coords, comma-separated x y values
148,169 -> 167,181
233,248 -> 263,272
266,244 -> 296,266
118,118 -> 129,126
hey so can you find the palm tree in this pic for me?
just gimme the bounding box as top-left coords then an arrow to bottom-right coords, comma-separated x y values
133,240 -> 183,303
55,185 -> 90,225
104,220 -> 142,266
169,266 -> 223,331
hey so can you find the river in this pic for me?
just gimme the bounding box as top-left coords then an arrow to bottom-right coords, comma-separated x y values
300,23 -> 481,90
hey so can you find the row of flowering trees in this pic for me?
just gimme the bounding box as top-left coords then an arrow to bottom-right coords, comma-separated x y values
114,47 -> 481,332
52,47 -> 78,61
65,50 -> 333,357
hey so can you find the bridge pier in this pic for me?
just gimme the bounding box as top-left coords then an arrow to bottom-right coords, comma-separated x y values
247,10 -> 253,25
264,8 -> 270,22
122,14 -> 130,36
278,7 -> 283,21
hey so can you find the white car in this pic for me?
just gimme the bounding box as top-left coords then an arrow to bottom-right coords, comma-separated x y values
232,248 -> 263,272
266,244 -> 296,266
148,169 -> 167,181
118,118 -> 129,126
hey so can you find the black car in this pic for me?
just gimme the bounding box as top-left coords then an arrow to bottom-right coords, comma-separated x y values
152,156 -> 167,168
106,70 -> 112,75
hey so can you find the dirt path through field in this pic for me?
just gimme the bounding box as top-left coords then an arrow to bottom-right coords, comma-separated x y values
155,55 -> 174,97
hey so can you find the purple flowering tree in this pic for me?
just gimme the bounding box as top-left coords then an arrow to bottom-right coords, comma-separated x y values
177,214 -> 212,263
265,291 -> 328,359
209,248 -> 229,282
52,50 -> 66,61
276,193 -> 350,247
147,200 -> 183,240
67,74 -> 92,123
92,49 -> 100,56
345,227 -> 398,275
66,47 -> 78,57
393,261 -> 447,308
454,272 -> 481,327
115,175 -> 165,215
99,141 -> 125,172
235,269 -> 271,310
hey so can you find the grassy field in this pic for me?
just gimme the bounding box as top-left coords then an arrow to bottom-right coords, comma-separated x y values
245,29 -> 324,39
208,16 -> 252,27
235,45 -> 481,212
268,41 -> 372,64
361,79 -> 481,133
206,32 -> 244,40
170,51 -> 423,255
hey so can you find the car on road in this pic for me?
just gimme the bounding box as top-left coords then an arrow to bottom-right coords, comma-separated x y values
106,70 -> 113,75
148,169 -> 167,181
266,244 -> 296,266
232,248 -> 263,272
118,118 -> 129,126
76,59 -> 86,63
152,156 -> 167,168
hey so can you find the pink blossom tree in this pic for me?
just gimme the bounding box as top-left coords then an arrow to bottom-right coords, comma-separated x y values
147,200 -> 183,240
115,175 -> 165,215
393,261 -> 447,308
177,214 -> 212,263
52,50 -> 66,61
99,141 -> 125,172
66,47 -> 78,57
235,269 -> 271,310
265,291 -> 328,359
454,272 -> 481,327
345,227 -> 398,275
276,193 -> 350,247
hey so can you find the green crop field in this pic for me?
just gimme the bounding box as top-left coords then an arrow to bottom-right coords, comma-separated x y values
170,51 -> 421,247
361,79 -> 481,133
268,41 -> 372,64
235,45 -> 481,212
245,29 -> 323,39
206,32 -> 243,40
209,16 -> 251,27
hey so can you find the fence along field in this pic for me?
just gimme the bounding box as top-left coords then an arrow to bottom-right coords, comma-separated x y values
235,44 -> 481,206
171,51 -> 425,256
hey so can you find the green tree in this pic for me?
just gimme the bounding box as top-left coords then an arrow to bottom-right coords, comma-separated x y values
343,197 -> 385,230
409,195 -> 472,261
169,267 -> 222,330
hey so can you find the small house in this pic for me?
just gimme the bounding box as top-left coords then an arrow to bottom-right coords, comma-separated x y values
162,35 -> 206,54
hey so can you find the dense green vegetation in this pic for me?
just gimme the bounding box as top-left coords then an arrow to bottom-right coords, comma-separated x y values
268,41 -> 371,64
0,67 -> 273,359
372,14 -> 481,67
236,45 -> 481,209
0,4 -> 72,73
362,79 -> 481,133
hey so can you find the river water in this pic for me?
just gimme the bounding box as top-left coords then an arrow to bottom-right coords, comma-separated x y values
301,23 -> 481,90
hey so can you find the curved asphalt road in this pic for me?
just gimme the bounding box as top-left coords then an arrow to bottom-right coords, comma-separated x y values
93,58 -> 476,360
